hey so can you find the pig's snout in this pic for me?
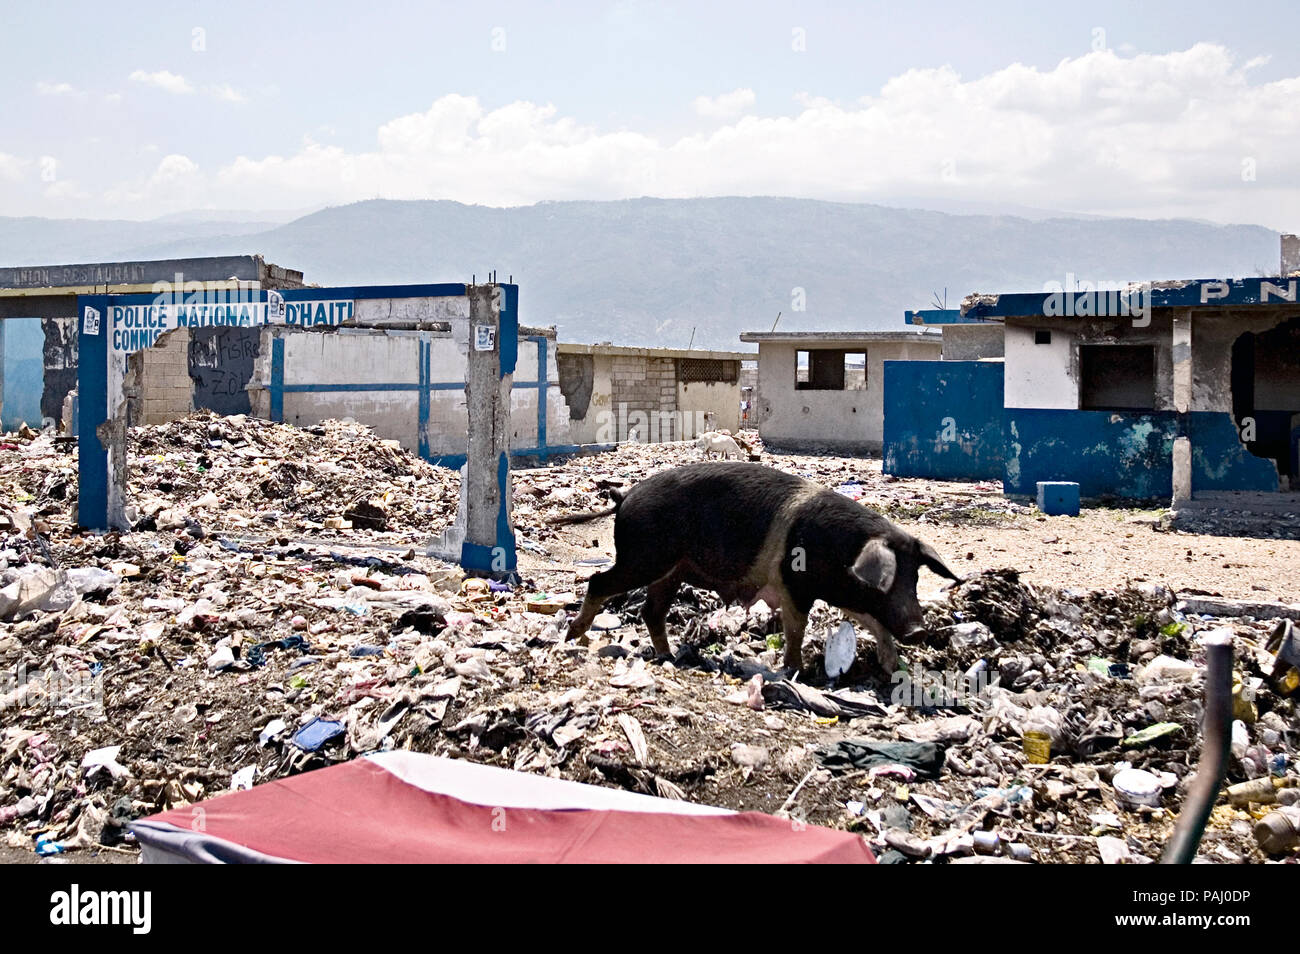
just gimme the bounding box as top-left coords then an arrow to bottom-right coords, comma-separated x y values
893,618 -> 928,645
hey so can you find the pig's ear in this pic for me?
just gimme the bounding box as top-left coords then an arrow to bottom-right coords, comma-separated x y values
918,541 -> 960,581
851,538 -> 897,591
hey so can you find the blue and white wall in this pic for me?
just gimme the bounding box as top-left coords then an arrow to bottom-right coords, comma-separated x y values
253,323 -> 571,463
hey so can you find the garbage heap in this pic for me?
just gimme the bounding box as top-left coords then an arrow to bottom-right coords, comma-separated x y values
0,415 -> 1296,863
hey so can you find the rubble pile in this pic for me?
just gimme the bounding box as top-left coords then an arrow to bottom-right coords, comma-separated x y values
0,415 -> 1297,864
128,412 -> 461,539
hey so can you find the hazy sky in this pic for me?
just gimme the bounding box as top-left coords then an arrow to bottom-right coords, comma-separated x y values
3,0 -> 1299,227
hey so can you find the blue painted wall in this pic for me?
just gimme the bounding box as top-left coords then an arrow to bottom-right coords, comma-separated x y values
883,360 -> 1003,481
1188,412 -> 1278,492
1004,408 -> 1177,498
1004,409 -> 1277,498
2,318 -> 45,430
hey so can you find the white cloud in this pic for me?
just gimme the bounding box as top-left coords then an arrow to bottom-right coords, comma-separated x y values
36,81 -> 80,97
128,69 -> 193,95
151,154 -> 200,184
0,152 -> 28,182
693,88 -> 756,119
11,43 -> 1299,227
205,83 -> 246,103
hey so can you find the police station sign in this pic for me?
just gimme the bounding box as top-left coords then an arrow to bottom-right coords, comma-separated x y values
109,296 -> 354,352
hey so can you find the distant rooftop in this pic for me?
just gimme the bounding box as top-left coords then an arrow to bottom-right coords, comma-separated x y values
0,255 -> 303,296
557,342 -> 753,360
739,330 -> 941,344
962,275 -> 1300,320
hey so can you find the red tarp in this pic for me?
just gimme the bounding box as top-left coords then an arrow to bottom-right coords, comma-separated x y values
134,752 -> 874,864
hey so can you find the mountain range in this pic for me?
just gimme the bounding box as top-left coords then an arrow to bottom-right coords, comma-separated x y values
0,198 -> 1280,350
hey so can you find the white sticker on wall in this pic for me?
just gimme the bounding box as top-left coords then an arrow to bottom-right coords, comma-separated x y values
83,306 -> 101,336
267,290 -> 286,321
474,324 -> 497,351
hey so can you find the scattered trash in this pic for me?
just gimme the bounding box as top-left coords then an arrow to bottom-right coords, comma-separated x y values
293,718 -> 346,752
824,621 -> 856,680
1113,768 -> 1164,810
816,740 -> 944,779
0,412 -> 1295,864
1123,722 -> 1184,748
1254,805 -> 1300,854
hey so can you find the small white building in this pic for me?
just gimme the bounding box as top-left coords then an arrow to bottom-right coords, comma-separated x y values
738,330 -> 943,453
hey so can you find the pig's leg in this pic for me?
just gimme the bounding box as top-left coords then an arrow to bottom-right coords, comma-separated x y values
566,561 -> 660,644
874,628 -> 900,675
842,616 -> 904,675
845,612 -> 900,675
641,574 -> 680,656
781,602 -> 809,673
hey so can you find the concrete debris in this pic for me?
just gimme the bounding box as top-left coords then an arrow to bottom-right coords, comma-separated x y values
0,413 -> 1297,864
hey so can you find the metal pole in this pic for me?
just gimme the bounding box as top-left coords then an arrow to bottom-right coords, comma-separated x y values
1160,629 -> 1233,864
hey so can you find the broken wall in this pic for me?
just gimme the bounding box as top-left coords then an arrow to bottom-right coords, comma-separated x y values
756,339 -> 943,453
1000,312 -> 1276,498
41,317 -> 77,426
188,326 -> 260,416
135,327 -> 193,425
559,352 -> 614,445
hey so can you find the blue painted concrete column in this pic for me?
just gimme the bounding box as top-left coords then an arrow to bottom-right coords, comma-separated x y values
269,335 -> 285,423
75,295 -> 110,529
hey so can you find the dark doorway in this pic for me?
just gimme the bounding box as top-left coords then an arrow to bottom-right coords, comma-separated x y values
1231,316 -> 1300,480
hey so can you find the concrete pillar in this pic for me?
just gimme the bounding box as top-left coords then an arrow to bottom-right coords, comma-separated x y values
1282,234 -> 1300,277
1172,310 -> 1193,509
1172,435 -> 1193,507
459,283 -> 517,578
1172,309 -> 1192,414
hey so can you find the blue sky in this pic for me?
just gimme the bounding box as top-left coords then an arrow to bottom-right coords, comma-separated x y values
3,0 -> 1299,226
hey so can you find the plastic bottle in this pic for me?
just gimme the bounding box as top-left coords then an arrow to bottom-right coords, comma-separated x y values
1022,706 -> 1063,764
1254,806 -> 1300,854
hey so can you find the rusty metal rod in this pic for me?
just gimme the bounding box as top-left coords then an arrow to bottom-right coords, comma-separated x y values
1160,629 -> 1233,864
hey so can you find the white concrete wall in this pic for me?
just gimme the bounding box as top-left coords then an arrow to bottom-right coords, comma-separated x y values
251,324 -> 575,457
756,340 -> 942,450
676,380 -> 741,436
1004,325 -> 1078,410
508,338 -> 572,449
281,330 -> 424,450
564,353 -> 615,445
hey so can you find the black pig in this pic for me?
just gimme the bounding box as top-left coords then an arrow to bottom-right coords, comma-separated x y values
552,462 -> 959,673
